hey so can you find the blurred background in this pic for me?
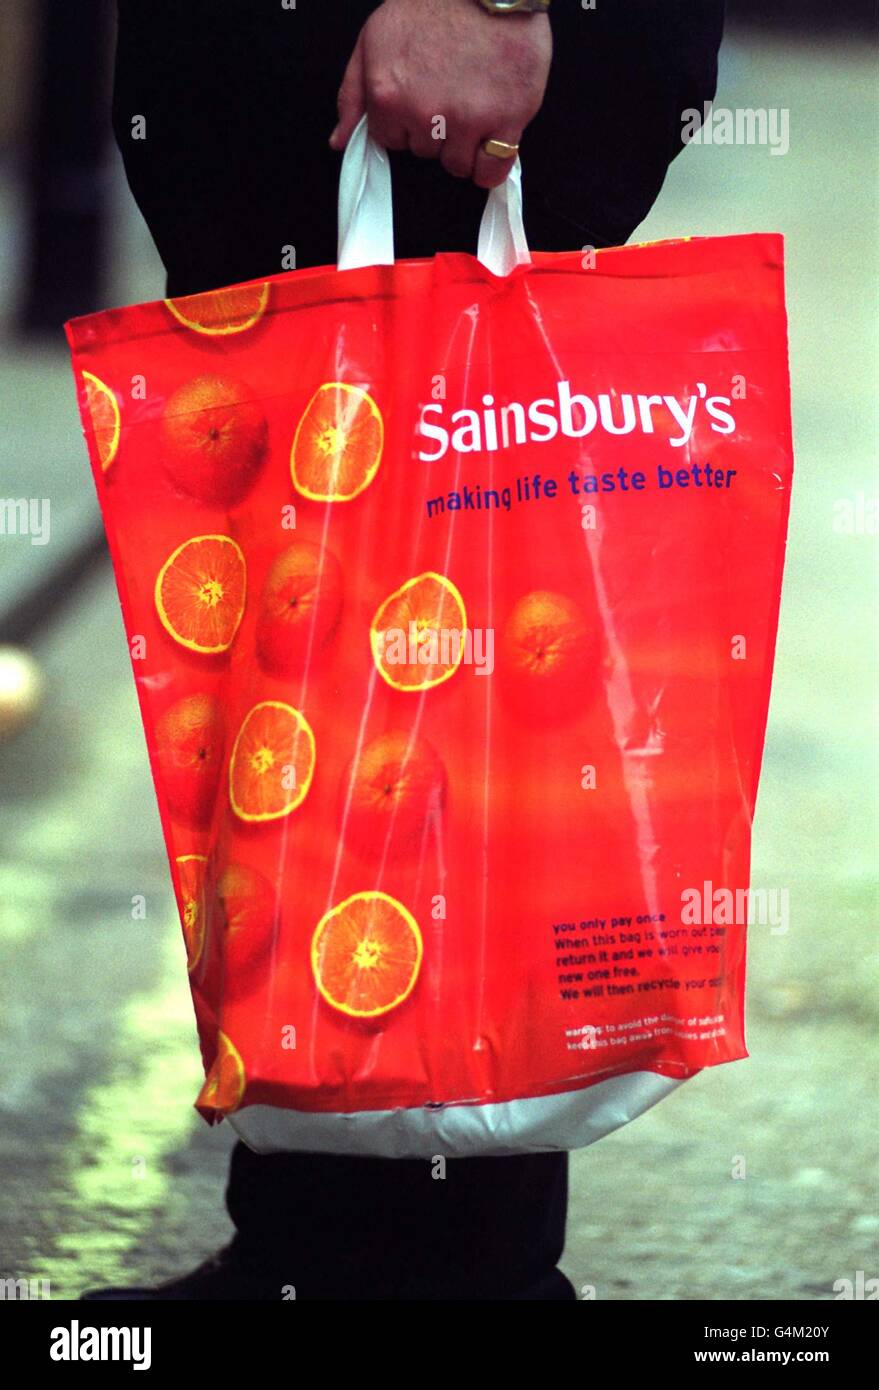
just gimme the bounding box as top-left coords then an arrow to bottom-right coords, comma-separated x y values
0,1 -> 876,1300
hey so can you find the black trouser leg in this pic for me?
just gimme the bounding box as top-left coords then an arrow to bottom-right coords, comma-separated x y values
226,1141 -> 574,1301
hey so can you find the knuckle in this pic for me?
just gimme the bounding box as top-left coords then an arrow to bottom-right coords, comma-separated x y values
454,104 -> 486,134
368,74 -> 400,113
410,110 -> 437,143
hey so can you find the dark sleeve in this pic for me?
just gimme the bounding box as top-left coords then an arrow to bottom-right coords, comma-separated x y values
112,0 -> 725,287
529,0 -> 726,246
112,1 -> 378,288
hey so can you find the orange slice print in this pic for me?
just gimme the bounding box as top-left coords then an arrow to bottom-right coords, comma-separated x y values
370,572 -> 467,691
82,370 -> 121,471
311,890 -> 423,1019
291,382 -> 383,501
196,1030 -> 246,1116
174,853 -> 208,972
155,534 -> 246,654
229,701 -> 316,822
164,283 -> 269,336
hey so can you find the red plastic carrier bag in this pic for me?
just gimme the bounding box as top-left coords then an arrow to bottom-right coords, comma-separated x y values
66,122 -> 793,1157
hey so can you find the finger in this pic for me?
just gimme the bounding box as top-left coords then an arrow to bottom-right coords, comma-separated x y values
407,114 -> 443,162
369,74 -> 414,152
440,127 -> 478,181
330,37 -> 365,149
367,115 -> 409,151
473,129 -> 523,190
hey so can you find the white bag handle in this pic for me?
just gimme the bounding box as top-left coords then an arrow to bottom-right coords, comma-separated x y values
337,115 -> 531,276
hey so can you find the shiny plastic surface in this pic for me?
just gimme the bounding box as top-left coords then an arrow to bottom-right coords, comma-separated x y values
66,231 -> 793,1149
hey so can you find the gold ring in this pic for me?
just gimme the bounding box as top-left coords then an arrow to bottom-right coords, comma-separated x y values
482,138 -> 519,160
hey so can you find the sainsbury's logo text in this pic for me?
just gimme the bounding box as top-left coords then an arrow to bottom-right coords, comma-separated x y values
416,380 -> 736,462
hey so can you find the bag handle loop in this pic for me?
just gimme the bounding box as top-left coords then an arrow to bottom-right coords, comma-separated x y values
337,115 -> 531,276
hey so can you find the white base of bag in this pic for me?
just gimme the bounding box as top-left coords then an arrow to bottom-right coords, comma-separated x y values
228,1073 -> 685,1159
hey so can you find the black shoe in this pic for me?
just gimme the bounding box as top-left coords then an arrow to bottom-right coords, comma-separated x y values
80,1243 -> 291,1301
509,1269 -> 577,1300
81,1245 -> 576,1301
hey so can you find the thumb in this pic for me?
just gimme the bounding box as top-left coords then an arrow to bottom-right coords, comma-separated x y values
330,38 -> 365,150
